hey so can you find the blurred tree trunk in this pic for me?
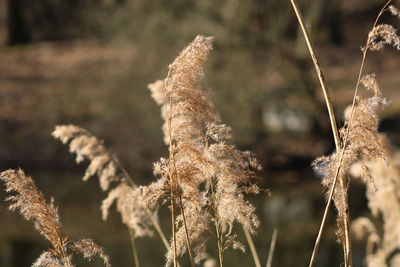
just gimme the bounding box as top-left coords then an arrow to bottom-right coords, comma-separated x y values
0,0 -> 8,45
8,0 -> 30,44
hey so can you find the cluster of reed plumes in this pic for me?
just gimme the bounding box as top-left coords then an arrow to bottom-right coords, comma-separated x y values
2,1 -> 400,267
140,35 -> 261,266
52,35 -> 262,267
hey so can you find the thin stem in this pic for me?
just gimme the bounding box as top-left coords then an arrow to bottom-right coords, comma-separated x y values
308,156 -> 341,267
150,215 -> 183,267
177,195 -> 195,267
165,85 -> 179,267
266,229 -> 278,267
208,177 -> 224,267
111,154 -> 136,188
343,0 -> 393,156
216,227 -> 224,267
148,212 -> 169,249
170,192 -> 178,267
302,0 -> 393,266
244,228 -> 261,267
289,0 -> 340,150
128,228 -> 141,267
112,154 -> 170,252
58,240 -> 72,267
332,2 -> 392,264
288,0 -> 354,266
166,89 -> 195,267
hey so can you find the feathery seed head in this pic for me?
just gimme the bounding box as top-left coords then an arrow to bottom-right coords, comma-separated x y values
313,74 -> 390,245
366,24 -> 400,51
1,169 -> 111,267
70,239 -> 111,267
389,5 -> 400,19
53,125 -> 118,191
0,169 -> 63,248
32,251 -> 68,267
53,125 -> 155,239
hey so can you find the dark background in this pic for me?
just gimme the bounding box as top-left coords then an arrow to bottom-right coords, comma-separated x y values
0,0 -> 399,266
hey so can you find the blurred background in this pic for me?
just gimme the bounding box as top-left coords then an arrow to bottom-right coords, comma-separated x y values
0,0 -> 399,266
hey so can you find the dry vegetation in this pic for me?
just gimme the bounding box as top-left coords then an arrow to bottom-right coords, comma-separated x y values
1,1 -> 400,267
0,169 -> 110,267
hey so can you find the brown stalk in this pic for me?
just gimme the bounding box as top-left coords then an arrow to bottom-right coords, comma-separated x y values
289,0 -> 340,148
265,229 -> 278,267
177,194 -> 195,267
244,227 -> 261,267
329,0 -> 393,263
168,145 -> 195,267
208,177 -> 224,267
170,191 -> 178,267
288,0 -> 352,266
112,154 -> 169,249
128,228 -> 140,267
216,224 -> 224,267
290,0 -> 393,266
166,96 -> 195,267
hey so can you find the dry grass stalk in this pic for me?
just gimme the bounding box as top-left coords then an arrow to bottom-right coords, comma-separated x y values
305,1 -> 397,266
288,1 -> 354,265
266,229 -> 278,267
313,73 -> 390,262
139,35 -> 262,266
0,169 -> 110,267
351,139 -> 400,267
244,227 -> 261,267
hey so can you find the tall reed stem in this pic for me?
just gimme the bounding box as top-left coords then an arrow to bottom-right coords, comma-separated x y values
170,192 -> 178,267
166,96 -> 195,267
288,0 -> 340,149
112,155 -> 170,257
291,0 -> 393,266
208,177 -> 224,267
244,228 -> 261,267
216,225 -> 224,267
177,195 -> 195,267
128,228 -> 141,267
148,212 -> 169,249
288,0 -> 353,266
266,229 -> 278,267
330,1 -> 392,263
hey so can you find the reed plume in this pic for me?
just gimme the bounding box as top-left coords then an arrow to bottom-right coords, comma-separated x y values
313,73 -> 390,251
53,125 -> 163,267
0,169 -> 110,267
351,137 -> 400,267
52,125 -> 154,238
139,35 -> 261,266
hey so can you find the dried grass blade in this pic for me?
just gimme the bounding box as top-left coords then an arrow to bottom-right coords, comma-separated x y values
288,0 -> 353,266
